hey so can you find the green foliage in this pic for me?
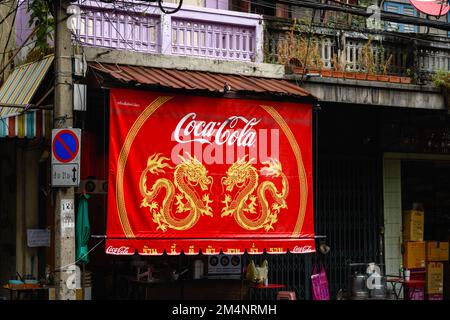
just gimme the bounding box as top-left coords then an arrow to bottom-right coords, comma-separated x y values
27,0 -> 55,54
433,70 -> 450,90
276,19 -> 324,69
358,0 -> 374,8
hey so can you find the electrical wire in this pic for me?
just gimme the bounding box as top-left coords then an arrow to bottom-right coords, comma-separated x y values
0,37 -> 41,55
237,0 -> 450,40
260,8 -> 450,45
1,0 -> 19,80
53,238 -> 106,272
280,0 -> 450,30
0,0 -> 20,26
104,0 -> 183,14
236,0 -> 450,31
158,0 -> 183,14
0,0 -> 19,52
299,8 -> 317,85
84,0 -> 450,56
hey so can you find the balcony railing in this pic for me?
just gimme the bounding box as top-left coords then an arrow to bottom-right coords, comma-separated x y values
419,48 -> 450,74
76,1 -> 263,62
171,18 -> 255,61
78,9 -> 160,53
265,23 -> 450,80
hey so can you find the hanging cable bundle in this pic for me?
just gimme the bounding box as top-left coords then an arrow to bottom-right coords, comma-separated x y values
158,0 -> 183,14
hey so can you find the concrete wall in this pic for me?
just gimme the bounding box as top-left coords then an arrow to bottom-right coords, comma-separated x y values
0,0 -> 16,81
299,77 -> 446,110
83,46 -> 285,78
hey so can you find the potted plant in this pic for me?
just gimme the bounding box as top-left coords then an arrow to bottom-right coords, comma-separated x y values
292,66 -> 305,74
377,54 -> 392,82
333,70 -> 344,78
355,72 -> 367,80
344,70 -> 356,79
401,68 -> 413,84
308,67 -> 321,75
432,70 -> 450,108
321,69 -> 332,77
287,58 -> 304,74
360,39 -> 377,81
389,75 -> 401,83
401,77 -> 412,84
331,54 -> 344,78
276,20 -> 324,76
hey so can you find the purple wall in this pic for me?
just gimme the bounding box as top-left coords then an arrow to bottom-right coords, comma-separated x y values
205,0 -> 229,10
15,1 -> 33,48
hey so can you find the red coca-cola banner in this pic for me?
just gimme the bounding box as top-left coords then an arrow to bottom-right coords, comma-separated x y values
106,88 -> 315,255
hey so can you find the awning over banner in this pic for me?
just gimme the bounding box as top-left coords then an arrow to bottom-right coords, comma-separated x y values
106,86 -> 315,255
0,55 -> 54,118
0,55 -> 54,139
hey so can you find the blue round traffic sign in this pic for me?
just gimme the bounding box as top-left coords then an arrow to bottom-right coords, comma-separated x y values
52,130 -> 79,163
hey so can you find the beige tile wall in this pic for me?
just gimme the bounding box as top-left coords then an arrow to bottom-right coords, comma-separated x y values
383,158 -> 403,277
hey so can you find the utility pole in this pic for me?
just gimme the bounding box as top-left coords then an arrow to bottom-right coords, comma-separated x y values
54,0 -> 75,300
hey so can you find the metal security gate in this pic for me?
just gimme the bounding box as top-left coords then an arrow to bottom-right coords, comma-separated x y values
242,253 -> 309,300
315,155 -> 384,299
243,155 -> 383,300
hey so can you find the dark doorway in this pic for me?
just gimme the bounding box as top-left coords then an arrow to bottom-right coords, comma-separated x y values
401,159 -> 450,299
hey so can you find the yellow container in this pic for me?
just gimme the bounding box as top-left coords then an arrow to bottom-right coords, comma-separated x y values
426,242 -> 449,261
402,210 -> 424,242
426,262 -> 444,294
403,241 -> 426,269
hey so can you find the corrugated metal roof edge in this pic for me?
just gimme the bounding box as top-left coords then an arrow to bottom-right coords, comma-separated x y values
89,63 -> 317,101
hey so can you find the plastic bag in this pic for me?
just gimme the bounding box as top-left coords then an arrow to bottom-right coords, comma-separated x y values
311,265 -> 330,300
246,260 -> 268,284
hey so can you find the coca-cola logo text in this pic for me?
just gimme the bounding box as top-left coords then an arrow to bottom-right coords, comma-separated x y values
106,246 -> 131,254
291,245 -> 314,253
172,113 -> 280,165
174,113 -> 260,147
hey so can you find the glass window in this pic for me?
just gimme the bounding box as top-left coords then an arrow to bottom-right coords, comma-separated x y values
384,2 -> 418,33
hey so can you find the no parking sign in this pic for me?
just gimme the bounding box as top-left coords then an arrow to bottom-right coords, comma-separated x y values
51,128 -> 81,187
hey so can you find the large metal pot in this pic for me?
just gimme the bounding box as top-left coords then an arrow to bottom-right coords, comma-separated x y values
351,272 -> 369,299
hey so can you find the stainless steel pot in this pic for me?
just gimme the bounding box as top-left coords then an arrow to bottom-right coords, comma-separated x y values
351,272 -> 369,298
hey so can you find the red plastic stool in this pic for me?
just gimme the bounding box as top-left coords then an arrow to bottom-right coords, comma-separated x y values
276,291 -> 297,300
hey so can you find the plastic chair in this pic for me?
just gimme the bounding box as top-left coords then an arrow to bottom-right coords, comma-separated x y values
276,291 -> 296,300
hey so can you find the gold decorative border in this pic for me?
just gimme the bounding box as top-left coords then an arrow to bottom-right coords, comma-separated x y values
259,105 -> 308,238
115,97 -> 308,239
116,96 -> 174,238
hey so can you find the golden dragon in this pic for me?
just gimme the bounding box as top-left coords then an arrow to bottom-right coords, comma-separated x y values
221,157 -> 289,231
139,153 -> 213,231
